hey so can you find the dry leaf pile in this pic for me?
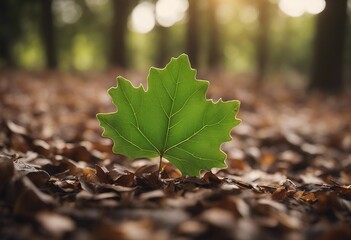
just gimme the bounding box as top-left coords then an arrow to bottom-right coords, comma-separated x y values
0,71 -> 350,240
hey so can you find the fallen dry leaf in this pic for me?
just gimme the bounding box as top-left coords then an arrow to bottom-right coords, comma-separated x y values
0,72 -> 350,240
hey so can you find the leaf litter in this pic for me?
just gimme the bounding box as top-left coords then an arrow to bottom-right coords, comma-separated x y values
0,71 -> 351,240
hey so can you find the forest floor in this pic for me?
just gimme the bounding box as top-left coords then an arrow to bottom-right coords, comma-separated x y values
0,71 -> 350,240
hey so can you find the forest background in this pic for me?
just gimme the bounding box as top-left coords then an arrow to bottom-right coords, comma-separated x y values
1,0 -> 350,92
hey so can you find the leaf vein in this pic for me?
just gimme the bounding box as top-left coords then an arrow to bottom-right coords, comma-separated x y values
120,84 -> 160,154
164,108 -> 232,153
99,118 -> 155,154
161,59 -> 183,153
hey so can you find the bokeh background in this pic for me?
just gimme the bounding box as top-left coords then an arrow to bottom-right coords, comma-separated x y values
1,0 -> 350,92
1,2 -> 351,239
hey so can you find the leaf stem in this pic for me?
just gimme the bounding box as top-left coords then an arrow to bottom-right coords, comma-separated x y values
158,154 -> 163,177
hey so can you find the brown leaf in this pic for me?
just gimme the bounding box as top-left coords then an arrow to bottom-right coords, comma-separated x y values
139,190 -> 165,201
14,160 -> 50,187
135,164 -> 161,189
108,166 -> 135,187
226,158 -> 250,171
300,192 -> 318,203
332,185 -> 351,200
271,187 -> 288,201
200,208 -> 236,229
57,143 -> 95,163
160,162 -> 182,179
32,139 -> 51,156
202,172 -> 223,186
36,211 -> 75,237
13,177 -> 56,217
7,120 -> 27,135
95,164 -> 109,183
177,220 -> 206,236
0,154 -> 15,190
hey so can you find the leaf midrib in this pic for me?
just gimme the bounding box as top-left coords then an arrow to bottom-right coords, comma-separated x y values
161,60 -> 182,155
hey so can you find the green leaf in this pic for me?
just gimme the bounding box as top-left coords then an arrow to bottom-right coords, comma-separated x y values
97,54 -> 241,176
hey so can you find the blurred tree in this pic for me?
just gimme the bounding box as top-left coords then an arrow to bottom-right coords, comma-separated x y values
255,0 -> 270,83
186,0 -> 199,67
156,25 -> 170,67
110,0 -> 136,68
41,0 -> 57,69
0,1 -> 22,68
207,0 -> 221,68
310,0 -> 349,92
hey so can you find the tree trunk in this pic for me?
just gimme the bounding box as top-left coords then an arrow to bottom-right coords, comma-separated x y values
186,0 -> 199,68
255,0 -> 270,83
110,0 -> 133,68
41,0 -> 57,69
0,1 -> 12,67
0,0 -> 15,67
207,0 -> 221,68
309,0 -> 348,93
155,26 -> 170,67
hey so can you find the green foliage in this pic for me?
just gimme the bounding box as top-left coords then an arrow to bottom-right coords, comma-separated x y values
97,54 -> 241,176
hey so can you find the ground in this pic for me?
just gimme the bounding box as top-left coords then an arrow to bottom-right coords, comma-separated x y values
0,71 -> 350,240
